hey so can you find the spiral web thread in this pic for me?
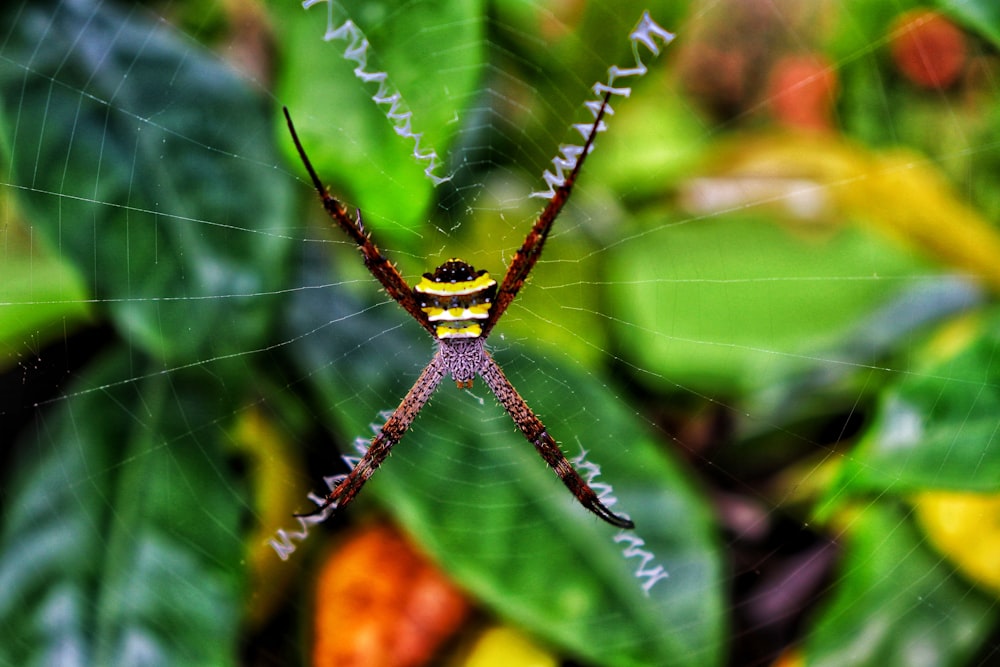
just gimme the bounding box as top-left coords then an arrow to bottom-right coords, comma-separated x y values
270,413 -> 389,560
301,0 -> 451,184
530,11 -> 675,198
572,446 -> 670,595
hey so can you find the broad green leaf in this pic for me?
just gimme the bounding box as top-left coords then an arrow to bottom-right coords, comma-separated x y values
280,244 -> 725,667
610,131 -> 1000,395
0,351 -> 247,666
0,202 -> 91,363
0,0 -> 291,363
805,504 -> 996,667
275,0 -> 485,252
829,308 -> 1000,497
590,87 -> 704,202
742,276 -> 981,437
607,213 -> 928,395
938,0 -> 1000,47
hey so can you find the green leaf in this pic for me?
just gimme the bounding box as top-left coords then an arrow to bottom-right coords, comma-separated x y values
938,0 -> 1000,47
0,0 -> 292,362
0,351 -> 247,666
282,244 -> 726,667
805,503 -> 996,667
742,277 -> 981,436
590,87 -> 705,202
276,0 -> 485,252
387,359 -> 723,667
830,307 -> 1000,497
0,205 -> 91,362
607,213 -> 930,395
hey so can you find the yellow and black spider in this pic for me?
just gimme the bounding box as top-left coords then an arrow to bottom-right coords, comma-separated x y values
284,92 -> 633,528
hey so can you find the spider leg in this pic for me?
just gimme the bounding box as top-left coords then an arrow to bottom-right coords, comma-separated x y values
283,107 -> 436,337
300,351 -> 448,518
478,350 -> 635,529
481,91 -> 613,338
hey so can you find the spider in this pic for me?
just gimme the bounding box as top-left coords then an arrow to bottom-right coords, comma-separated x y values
284,91 -> 633,529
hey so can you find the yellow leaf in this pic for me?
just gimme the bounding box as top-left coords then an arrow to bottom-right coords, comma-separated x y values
459,626 -> 558,667
844,150 -> 1000,291
914,491 -> 1000,596
771,647 -> 805,667
692,134 -> 1000,291
230,407 -> 308,627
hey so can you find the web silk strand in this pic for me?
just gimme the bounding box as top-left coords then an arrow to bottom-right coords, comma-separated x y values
531,11 -> 676,199
572,446 -> 670,595
301,0 -> 451,184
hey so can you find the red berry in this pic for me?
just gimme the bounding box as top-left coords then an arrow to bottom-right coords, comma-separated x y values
890,10 -> 966,89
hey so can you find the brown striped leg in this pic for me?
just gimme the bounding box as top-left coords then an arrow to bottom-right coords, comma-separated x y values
303,350 -> 448,517
283,107 -> 436,337
478,349 -> 634,528
481,92 -> 612,338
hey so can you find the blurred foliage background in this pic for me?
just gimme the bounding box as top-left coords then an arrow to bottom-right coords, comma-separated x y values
2,0 -> 1000,665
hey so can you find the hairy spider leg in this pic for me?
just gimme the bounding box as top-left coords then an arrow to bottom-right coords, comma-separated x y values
283,107 -> 436,338
301,351 -> 448,518
481,91 -> 613,338
478,349 -> 634,529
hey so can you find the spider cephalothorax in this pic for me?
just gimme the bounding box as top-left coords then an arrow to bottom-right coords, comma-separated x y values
284,91 -> 634,529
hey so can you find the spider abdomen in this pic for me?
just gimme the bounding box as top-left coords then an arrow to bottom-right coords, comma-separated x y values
414,259 -> 497,339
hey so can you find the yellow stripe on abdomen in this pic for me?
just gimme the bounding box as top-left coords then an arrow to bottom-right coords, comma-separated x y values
413,259 -> 497,340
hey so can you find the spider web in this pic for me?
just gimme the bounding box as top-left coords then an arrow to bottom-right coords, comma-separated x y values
2,1 -> 1000,666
